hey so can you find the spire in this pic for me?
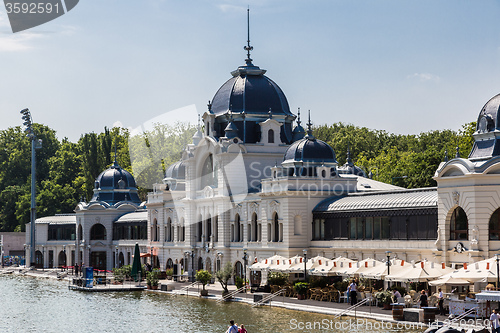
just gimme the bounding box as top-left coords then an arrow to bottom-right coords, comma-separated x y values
192,114 -> 203,145
268,108 -> 272,119
292,107 -> 306,142
455,146 -> 460,159
305,109 -> 314,138
346,143 -> 353,165
113,143 -> 119,168
297,107 -> 301,126
207,100 -> 212,112
244,7 -> 253,65
444,149 -> 449,162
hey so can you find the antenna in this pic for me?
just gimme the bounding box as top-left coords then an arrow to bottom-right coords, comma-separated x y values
244,7 -> 253,64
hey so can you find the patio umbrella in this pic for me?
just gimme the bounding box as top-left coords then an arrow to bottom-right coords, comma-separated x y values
317,256 -> 356,276
428,275 -> 471,286
308,256 -> 332,276
361,259 -> 411,280
131,243 -> 143,282
386,261 -> 453,283
445,258 -> 498,283
286,255 -> 314,273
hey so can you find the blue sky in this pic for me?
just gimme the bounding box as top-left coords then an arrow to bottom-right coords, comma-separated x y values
1,0 -> 500,141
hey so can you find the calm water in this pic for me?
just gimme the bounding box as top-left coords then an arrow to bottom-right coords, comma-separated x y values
0,276 -> 425,333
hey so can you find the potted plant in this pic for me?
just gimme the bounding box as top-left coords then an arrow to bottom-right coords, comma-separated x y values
215,262 -> 233,298
195,269 -> 212,296
146,269 -> 160,289
294,282 -> 309,300
375,290 -> 393,310
267,271 -> 288,287
165,268 -> 173,280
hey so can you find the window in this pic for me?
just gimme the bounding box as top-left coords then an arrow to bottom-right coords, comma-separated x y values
268,129 -> 274,143
490,209 -> 500,240
294,215 -> 301,235
201,154 -> 214,188
234,214 -> 240,242
90,223 -> 106,240
450,207 -> 468,240
48,224 -> 76,240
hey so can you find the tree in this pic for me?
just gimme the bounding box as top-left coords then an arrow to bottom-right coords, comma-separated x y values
215,262 -> 233,294
195,269 -> 212,292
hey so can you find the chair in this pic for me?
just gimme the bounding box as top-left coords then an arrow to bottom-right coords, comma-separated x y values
339,291 -> 348,303
397,296 -> 405,305
364,292 -> 375,305
404,294 -> 412,308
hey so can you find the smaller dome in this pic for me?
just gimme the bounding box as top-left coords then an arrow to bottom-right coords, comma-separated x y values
91,161 -> 141,204
282,136 -> 337,167
337,149 -> 366,177
165,161 -> 185,180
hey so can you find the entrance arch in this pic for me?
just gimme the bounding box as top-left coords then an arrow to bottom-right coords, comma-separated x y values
58,251 -> 66,268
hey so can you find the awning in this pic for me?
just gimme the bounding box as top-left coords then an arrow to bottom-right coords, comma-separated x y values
140,253 -> 151,257
476,291 -> 500,301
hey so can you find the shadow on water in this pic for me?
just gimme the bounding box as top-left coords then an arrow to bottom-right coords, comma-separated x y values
0,276 -> 426,333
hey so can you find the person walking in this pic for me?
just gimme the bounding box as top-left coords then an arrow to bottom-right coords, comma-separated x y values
349,280 -> 357,306
491,309 -> 500,333
226,320 -> 238,333
238,324 -> 247,333
437,288 -> 445,315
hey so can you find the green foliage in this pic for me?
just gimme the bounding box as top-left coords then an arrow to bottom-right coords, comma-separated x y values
112,265 -> 131,282
267,271 -> 289,286
235,276 -> 244,289
294,282 -> 309,295
165,268 -> 173,276
391,285 -> 406,297
375,290 -> 393,305
215,262 -> 233,293
146,268 -> 160,286
195,269 -> 212,290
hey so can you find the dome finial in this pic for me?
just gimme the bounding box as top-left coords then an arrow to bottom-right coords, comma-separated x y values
268,108 -> 272,119
306,109 -> 314,138
297,107 -> 301,126
444,149 -> 449,162
113,143 -> 119,168
455,146 -> 460,158
244,7 -> 254,65
346,143 -> 352,164
207,100 -> 212,112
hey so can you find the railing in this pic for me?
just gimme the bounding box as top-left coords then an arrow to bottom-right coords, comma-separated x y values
252,288 -> 286,307
217,286 -> 247,303
176,281 -> 199,295
450,306 -> 478,323
333,298 -> 368,319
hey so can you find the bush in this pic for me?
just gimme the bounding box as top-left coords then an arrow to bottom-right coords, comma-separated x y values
235,276 -> 244,289
294,282 -> 309,295
112,265 -> 132,283
146,269 -> 160,287
375,290 -> 393,305
216,262 -> 233,293
267,271 -> 288,286
165,268 -> 173,277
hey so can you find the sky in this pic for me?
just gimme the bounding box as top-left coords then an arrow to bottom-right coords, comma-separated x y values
1,0 -> 500,142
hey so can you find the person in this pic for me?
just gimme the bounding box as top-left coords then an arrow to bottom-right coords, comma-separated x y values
349,280 -> 357,306
238,324 -> 247,333
392,289 -> 402,303
226,320 -> 238,333
437,288 -> 445,315
419,290 -> 428,308
491,309 -> 500,333
75,263 -> 79,276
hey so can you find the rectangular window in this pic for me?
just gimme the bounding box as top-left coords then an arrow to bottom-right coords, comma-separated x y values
350,218 -> 356,239
373,217 -> 381,239
365,217 -> 373,240
320,219 -> 325,240
357,218 -> 364,239
381,217 -> 390,239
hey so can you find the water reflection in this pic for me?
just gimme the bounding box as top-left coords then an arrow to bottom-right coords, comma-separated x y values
0,276 -> 424,333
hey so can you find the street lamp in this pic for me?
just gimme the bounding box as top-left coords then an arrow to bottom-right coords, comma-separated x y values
20,108 -> 41,268
62,245 -> 66,271
87,244 -> 91,268
41,245 -> 45,271
115,246 -> 119,268
242,249 -> 248,292
191,247 -> 195,282
303,249 -> 308,282
386,251 -> 392,275
496,254 -> 500,291
150,246 -> 153,269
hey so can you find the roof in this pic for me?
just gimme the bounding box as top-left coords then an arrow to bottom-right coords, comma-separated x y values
283,136 -> 337,166
314,187 -> 437,212
36,214 -> 76,224
352,176 -> 404,192
114,211 -> 147,223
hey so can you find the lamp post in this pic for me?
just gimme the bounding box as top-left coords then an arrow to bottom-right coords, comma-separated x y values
303,249 -> 308,282
87,244 -> 91,268
115,246 -> 119,268
242,249 -> 248,292
0,235 -> 3,268
191,247 -> 195,283
21,108 -> 41,267
386,251 -> 392,288
41,245 -> 45,271
62,245 -> 66,271
150,246 -> 153,269
496,254 -> 500,291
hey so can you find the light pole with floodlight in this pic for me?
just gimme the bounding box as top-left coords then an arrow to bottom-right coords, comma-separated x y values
303,249 -> 308,282
242,249 -> 248,292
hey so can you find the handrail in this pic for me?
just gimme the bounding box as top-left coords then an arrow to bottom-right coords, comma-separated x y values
333,298 -> 368,319
176,281 -> 199,295
217,286 -> 247,303
450,306 -> 478,323
252,288 -> 286,307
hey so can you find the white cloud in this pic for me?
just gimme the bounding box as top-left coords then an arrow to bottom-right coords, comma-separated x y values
217,4 -> 247,13
112,121 -> 123,128
0,32 -> 42,52
407,72 -> 440,82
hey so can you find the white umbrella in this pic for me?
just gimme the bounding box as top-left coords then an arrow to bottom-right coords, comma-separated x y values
317,256 -> 356,276
308,256 -> 333,276
386,261 -> 453,283
428,275 -> 471,286
249,255 -> 288,271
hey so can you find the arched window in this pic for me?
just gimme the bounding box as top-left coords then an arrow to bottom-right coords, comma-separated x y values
268,129 -> 274,143
90,223 -> 107,240
294,215 -> 302,235
234,261 -> 244,279
201,154 -> 214,188
78,224 -> 83,241
234,214 -> 241,242
251,213 -> 258,242
450,207 -> 468,241
273,213 -> 279,242
151,219 -> 158,241
166,218 -> 172,242
214,216 -> 218,242
166,258 -> 174,269
490,209 -> 500,240
198,257 -> 203,270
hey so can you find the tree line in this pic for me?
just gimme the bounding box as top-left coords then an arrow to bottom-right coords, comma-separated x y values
0,121 -> 475,232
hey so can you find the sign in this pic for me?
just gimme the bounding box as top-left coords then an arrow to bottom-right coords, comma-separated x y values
85,267 -> 93,288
